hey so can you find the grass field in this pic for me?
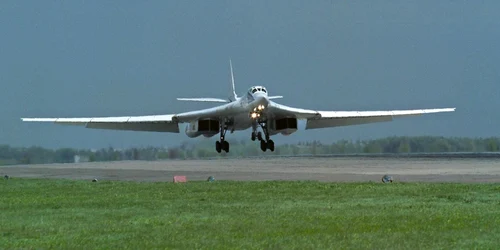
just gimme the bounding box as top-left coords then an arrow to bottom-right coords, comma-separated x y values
1,178 -> 499,249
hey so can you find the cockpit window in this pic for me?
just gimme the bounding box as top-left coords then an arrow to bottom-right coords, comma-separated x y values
250,86 -> 267,94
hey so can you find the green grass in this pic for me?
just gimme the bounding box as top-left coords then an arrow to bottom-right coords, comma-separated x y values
1,179 -> 500,249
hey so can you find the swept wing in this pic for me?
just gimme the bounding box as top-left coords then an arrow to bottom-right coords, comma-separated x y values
176,97 -> 229,103
21,115 -> 180,132
267,102 -> 455,129
21,102 -> 238,132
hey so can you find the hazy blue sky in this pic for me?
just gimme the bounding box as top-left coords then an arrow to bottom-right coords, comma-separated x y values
1,1 -> 499,149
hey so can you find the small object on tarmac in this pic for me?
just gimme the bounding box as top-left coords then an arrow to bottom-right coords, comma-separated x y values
382,175 -> 393,183
173,175 -> 187,183
4,175 -> 9,180
207,176 -> 215,182
92,178 -> 98,182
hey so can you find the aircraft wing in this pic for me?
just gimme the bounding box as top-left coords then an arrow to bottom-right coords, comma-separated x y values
173,102 -> 239,122
21,114 -> 180,132
21,102 -> 237,132
176,97 -> 229,103
267,102 -> 455,129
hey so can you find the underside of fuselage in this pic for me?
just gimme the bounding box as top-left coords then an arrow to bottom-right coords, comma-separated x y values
184,101 -> 299,154
182,85 -> 300,155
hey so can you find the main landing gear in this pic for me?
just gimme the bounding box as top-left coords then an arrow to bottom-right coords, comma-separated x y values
251,121 -> 274,152
215,122 -> 229,153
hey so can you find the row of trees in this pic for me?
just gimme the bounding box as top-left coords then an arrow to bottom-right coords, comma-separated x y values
1,136 -> 500,165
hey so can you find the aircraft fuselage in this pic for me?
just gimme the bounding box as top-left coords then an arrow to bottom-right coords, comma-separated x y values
182,86 -> 271,136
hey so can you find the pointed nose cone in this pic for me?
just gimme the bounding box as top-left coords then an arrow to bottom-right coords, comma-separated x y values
252,93 -> 269,108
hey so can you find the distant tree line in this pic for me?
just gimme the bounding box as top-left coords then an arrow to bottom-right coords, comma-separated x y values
1,136 -> 499,165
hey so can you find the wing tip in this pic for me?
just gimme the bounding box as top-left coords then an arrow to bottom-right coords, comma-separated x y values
21,118 -> 57,122
437,107 -> 456,112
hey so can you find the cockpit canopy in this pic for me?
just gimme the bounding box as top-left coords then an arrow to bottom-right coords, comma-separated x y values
249,86 -> 267,94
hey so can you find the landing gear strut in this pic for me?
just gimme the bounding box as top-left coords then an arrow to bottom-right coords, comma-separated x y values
251,121 -> 274,152
215,122 -> 229,153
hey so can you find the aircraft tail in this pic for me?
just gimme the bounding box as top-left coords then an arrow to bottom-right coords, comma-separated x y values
229,59 -> 238,101
176,59 -> 239,103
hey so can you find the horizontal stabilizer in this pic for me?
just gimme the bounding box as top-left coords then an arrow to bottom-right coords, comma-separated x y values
268,96 -> 283,100
176,98 -> 229,103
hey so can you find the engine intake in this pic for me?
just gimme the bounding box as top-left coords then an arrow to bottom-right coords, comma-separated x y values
185,119 -> 220,138
268,117 -> 298,136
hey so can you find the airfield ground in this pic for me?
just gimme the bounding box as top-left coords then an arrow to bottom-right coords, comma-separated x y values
2,157 -> 500,248
1,156 -> 500,182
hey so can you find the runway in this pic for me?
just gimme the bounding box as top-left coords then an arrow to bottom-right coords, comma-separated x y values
1,156 -> 500,182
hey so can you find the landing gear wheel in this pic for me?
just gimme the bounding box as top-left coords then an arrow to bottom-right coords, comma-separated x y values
251,132 -> 256,141
257,132 -> 263,141
260,140 -> 267,152
215,141 -> 221,153
216,120 -> 232,153
267,140 -> 274,152
222,140 -> 229,153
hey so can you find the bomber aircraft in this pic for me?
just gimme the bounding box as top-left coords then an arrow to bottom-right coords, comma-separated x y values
21,61 -> 455,153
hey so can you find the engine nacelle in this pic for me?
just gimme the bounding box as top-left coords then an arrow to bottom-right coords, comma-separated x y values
268,117 -> 298,136
185,119 -> 220,138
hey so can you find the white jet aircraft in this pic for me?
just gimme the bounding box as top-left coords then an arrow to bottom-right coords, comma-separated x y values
21,61 -> 455,153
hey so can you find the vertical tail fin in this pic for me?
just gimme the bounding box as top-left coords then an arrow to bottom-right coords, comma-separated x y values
229,59 -> 238,101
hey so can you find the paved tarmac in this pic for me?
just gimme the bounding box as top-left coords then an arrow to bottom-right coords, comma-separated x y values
1,157 -> 499,182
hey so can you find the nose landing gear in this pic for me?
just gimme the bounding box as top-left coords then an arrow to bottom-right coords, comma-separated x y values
251,121 -> 274,152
